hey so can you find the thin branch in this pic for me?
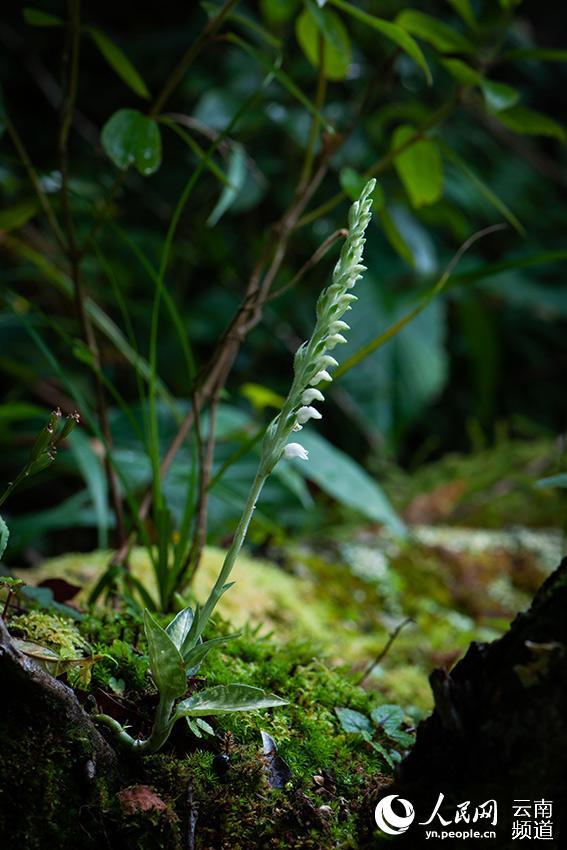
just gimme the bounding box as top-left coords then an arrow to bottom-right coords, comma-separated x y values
356,617 -> 415,685
150,0 -> 240,117
181,389 -> 222,585
268,228 -> 347,302
58,0 -> 126,547
4,117 -> 67,252
297,33 -> 327,193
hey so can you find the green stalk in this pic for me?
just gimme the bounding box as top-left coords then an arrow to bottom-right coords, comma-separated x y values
96,694 -> 175,754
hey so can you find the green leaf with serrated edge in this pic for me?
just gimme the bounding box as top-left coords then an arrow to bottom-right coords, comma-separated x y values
395,10 -> 474,54
101,109 -> 162,175
335,707 -> 372,734
391,124 -> 443,208
0,516 -> 9,562
175,684 -> 287,718
328,0 -> 432,84
87,28 -> 150,100
23,7 -> 63,26
207,143 -> 247,226
143,609 -> 187,698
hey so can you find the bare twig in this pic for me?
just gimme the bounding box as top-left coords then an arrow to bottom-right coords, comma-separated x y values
181,389 -> 222,583
356,617 -> 415,685
267,228 -> 348,302
150,0 -> 240,117
58,0 -> 126,546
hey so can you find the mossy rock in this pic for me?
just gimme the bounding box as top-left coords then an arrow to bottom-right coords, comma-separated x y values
0,607 -> 400,849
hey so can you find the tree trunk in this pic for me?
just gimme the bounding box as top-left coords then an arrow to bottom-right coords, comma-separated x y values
370,558 -> 567,849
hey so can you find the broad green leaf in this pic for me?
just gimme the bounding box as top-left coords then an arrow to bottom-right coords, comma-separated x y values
442,59 -> 520,112
260,0 -> 300,25
442,57 -> 479,85
535,473 -> 567,489
143,609 -> 187,698
392,124 -> 443,208
175,684 -> 287,718
0,515 -> 9,562
329,0 -> 432,84
0,201 -> 38,231
296,6 -> 351,81
371,704 -> 406,735
23,7 -> 63,26
186,717 -> 216,737
87,28 -> 150,100
496,106 -> 566,142
442,60 -> 518,114
240,382 -> 285,411
480,80 -> 519,114
101,109 -> 162,175
207,143 -> 247,226
335,707 -> 372,734
395,10 -> 474,54
166,607 -> 195,652
291,430 -> 405,535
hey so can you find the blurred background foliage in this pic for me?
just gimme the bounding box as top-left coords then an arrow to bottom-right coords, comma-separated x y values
0,0 -> 565,569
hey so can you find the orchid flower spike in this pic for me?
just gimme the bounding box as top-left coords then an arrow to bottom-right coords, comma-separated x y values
256,179 -> 376,471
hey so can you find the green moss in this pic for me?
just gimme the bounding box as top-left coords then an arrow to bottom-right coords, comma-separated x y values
9,610 -> 88,656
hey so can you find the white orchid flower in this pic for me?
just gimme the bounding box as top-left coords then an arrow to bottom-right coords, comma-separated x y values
301,388 -> 325,404
283,442 -> 309,460
297,405 -> 322,424
309,370 -> 333,385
